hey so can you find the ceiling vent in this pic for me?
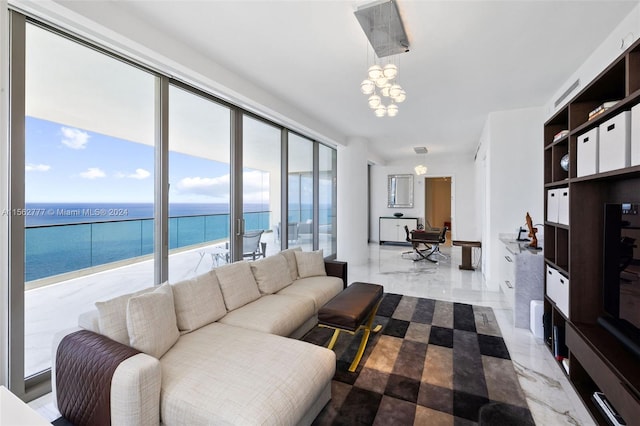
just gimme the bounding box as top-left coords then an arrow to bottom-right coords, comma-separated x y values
554,79 -> 580,108
354,0 -> 410,58
413,146 -> 428,154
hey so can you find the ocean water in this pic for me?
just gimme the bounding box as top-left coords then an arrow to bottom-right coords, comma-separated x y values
23,202 -> 326,282
24,203 -> 270,282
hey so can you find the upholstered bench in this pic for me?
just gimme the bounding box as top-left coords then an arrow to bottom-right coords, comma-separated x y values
318,282 -> 384,372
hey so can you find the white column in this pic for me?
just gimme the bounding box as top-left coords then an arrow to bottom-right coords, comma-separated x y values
337,137 -> 369,265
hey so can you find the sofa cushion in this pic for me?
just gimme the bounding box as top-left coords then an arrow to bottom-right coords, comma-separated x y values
280,247 -> 302,281
218,294 -> 315,337
160,322 -> 335,425
277,276 -> 344,312
171,270 -> 227,333
126,283 -> 179,359
95,286 -> 155,345
250,254 -> 293,295
295,250 -> 327,278
214,261 -> 261,311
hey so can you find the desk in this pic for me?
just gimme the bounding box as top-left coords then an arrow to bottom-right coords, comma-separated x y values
452,240 -> 481,270
0,386 -> 51,425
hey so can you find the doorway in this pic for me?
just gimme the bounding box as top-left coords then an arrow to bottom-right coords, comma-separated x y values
424,177 -> 452,244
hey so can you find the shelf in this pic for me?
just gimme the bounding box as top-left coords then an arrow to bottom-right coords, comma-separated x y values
570,89 -> 640,136
543,29 -> 640,425
570,164 -> 640,184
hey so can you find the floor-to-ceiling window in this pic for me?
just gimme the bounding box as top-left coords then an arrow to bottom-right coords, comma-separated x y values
168,85 -> 231,280
319,144 -> 337,256
22,22 -> 156,380
6,10 -> 337,400
242,116 -> 281,256
288,133 -> 314,251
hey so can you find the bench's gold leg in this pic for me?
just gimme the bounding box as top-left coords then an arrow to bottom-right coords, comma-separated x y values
327,329 -> 341,350
348,299 -> 383,372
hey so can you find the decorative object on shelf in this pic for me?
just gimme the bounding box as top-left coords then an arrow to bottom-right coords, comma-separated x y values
355,0 -> 409,118
553,129 -> 569,142
393,212 -> 404,217
525,212 -> 541,250
560,154 -> 570,171
588,100 -> 620,121
414,146 -> 428,175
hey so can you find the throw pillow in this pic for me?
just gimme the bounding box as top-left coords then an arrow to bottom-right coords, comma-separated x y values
126,282 -> 180,359
215,261 -> 261,311
250,254 -> 293,295
295,250 -> 327,278
171,270 -> 227,333
95,286 -> 155,345
280,247 -> 303,281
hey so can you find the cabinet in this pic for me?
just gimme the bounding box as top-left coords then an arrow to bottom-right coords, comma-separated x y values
379,217 -> 418,244
543,37 -> 640,425
500,239 -> 544,328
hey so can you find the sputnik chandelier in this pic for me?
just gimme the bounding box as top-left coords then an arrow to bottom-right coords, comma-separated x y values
354,0 -> 410,118
360,61 -> 406,117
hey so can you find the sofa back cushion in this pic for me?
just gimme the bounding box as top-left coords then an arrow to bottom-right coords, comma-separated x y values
215,261 -> 261,311
295,250 -> 327,278
280,247 -> 303,281
95,286 -> 155,345
126,282 -> 180,359
250,254 -> 293,295
172,270 -> 227,333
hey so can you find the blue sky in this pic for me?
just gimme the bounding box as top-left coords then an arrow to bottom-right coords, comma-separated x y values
25,117 -> 256,203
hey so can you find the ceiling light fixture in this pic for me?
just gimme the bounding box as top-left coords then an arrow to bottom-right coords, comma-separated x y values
355,0 -> 409,118
414,146 -> 428,175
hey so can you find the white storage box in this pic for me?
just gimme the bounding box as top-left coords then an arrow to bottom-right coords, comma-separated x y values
632,104 -> 640,166
558,187 -> 569,225
546,265 -> 569,318
599,111 -> 631,172
530,300 -> 544,339
547,189 -> 559,223
577,128 -> 598,177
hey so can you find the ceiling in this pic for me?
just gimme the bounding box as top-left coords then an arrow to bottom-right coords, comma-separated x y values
111,0 -> 638,163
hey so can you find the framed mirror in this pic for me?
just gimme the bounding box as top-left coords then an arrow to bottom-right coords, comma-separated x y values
387,174 -> 414,208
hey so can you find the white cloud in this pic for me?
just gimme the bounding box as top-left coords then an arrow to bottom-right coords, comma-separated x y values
80,167 -> 106,179
25,163 -> 51,172
175,175 -> 230,201
128,168 -> 151,180
243,170 -> 270,203
61,127 -> 90,149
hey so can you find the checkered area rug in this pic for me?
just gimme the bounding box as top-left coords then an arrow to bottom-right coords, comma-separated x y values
302,293 -> 534,425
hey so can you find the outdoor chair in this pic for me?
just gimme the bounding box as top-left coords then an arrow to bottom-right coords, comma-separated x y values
242,230 -> 266,260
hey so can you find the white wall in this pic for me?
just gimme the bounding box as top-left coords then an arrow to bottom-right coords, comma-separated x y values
337,138 -> 369,265
477,106 -> 544,288
369,153 -> 477,243
545,3 -> 640,118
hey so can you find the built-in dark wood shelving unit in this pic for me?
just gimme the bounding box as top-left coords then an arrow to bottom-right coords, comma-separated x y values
543,36 -> 640,425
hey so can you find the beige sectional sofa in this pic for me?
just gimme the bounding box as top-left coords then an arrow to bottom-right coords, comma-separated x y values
52,248 -> 346,425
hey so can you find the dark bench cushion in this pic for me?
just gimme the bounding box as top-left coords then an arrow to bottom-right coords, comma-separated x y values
318,282 -> 383,331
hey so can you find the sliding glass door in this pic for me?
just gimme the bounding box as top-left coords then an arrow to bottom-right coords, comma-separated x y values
23,21 -> 156,379
242,116 -> 281,258
167,85 -> 231,280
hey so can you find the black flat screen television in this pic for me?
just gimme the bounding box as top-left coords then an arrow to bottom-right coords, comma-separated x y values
599,203 -> 640,359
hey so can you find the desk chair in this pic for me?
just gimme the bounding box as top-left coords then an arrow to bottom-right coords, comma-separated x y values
403,225 -> 432,258
409,226 -> 448,262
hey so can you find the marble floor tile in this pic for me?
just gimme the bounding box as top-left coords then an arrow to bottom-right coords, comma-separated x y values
28,242 -> 596,425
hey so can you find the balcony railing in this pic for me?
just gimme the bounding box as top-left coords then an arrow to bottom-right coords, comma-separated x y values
25,211 -> 270,282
